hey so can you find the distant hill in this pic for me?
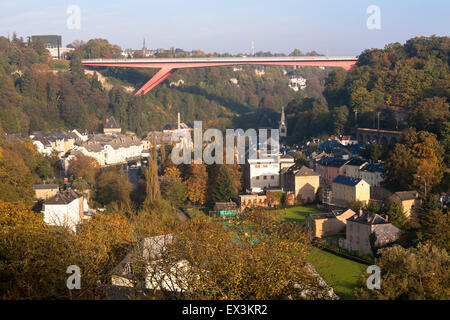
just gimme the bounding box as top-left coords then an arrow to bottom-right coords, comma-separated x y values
0,37 -> 328,136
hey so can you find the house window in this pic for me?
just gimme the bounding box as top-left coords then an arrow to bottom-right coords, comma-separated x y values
255,165 -> 260,168
271,176 -> 274,180
256,176 -> 260,180
264,176 -> 267,180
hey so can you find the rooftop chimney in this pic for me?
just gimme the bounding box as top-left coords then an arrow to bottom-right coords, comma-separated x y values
385,215 -> 389,222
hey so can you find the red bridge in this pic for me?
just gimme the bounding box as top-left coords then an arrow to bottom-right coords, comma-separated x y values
82,56 -> 358,95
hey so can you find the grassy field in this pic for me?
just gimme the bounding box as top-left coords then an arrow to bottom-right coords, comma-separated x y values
277,204 -> 326,222
276,205 -> 366,299
307,247 -> 366,299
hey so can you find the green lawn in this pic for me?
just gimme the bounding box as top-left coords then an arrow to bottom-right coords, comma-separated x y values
307,247 -> 366,300
278,205 -> 326,223
275,205 -> 366,299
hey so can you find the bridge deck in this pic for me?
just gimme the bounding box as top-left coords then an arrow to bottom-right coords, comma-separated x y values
81,56 -> 358,95
82,56 -> 358,64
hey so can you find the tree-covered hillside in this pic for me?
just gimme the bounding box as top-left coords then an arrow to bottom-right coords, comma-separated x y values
286,36 -> 449,153
0,36 -> 328,136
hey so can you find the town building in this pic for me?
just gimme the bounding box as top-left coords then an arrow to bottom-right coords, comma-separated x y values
316,157 -> 348,187
64,133 -> 143,168
288,76 -> 307,91
239,194 -> 268,209
30,35 -> 74,59
338,136 -> 358,146
110,234 -> 188,292
281,165 -> 320,204
33,184 -> 59,200
331,175 -> 370,207
306,209 -> 356,238
42,189 -> 88,231
279,153 -> 295,170
359,162 -> 384,187
390,191 -> 421,219
142,113 -> 193,151
343,211 -> 399,256
31,131 -> 77,156
343,158 -> 368,178
103,116 -> 122,135
246,156 -> 281,192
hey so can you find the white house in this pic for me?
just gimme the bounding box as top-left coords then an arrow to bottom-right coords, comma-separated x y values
65,133 -> 143,168
359,162 -> 384,187
42,189 -> 87,231
288,76 -> 307,91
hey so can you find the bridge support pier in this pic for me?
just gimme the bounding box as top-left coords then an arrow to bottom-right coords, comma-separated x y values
136,67 -> 177,95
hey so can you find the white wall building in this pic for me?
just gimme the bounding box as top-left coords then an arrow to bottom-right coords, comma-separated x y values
288,76 -> 307,91
247,156 -> 281,192
359,163 -> 384,187
43,189 -> 86,231
63,133 -> 143,170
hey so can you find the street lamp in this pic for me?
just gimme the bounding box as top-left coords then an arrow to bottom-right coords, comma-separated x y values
417,175 -> 427,198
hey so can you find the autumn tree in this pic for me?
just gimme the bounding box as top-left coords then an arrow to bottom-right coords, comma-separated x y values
134,209 -> 332,300
185,163 -> 208,206
0,145 -> 34,205
95,168 -> 132,206
383,128 -> 444,193
68,155 -> 100,185
162,166 -> 182,182
75,213 -> 134,288
132,199 -> 179,240
0,200 -> 135,299
354,243 -> 450,300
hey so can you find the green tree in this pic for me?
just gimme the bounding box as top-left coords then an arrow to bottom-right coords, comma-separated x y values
382,198 -> 408,228
416,195 -> 449,251
211,166 -> 237,203
332,105 -> 349,136
161,177 -> 187,208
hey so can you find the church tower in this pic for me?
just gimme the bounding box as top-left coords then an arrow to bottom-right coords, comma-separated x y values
279,106 -> 287,138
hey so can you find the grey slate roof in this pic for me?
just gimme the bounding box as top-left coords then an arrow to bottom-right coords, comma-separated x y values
44,189 -> 82,205
392,190 -> 419,201
361,162 -> 383,173
79,133 -> 142,152
345,157 -> 367,167
347,211 -> 389,225
332,175 -> 363,186
318,157 -> 348,168
33,184 -> 59,190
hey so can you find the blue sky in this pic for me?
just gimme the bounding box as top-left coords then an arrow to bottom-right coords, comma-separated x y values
0,0 -> 448,55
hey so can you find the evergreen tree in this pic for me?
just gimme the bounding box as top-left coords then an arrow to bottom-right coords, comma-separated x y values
382,198 -> 407,228
211,166 -> 237,203
144,134 -> 161,206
